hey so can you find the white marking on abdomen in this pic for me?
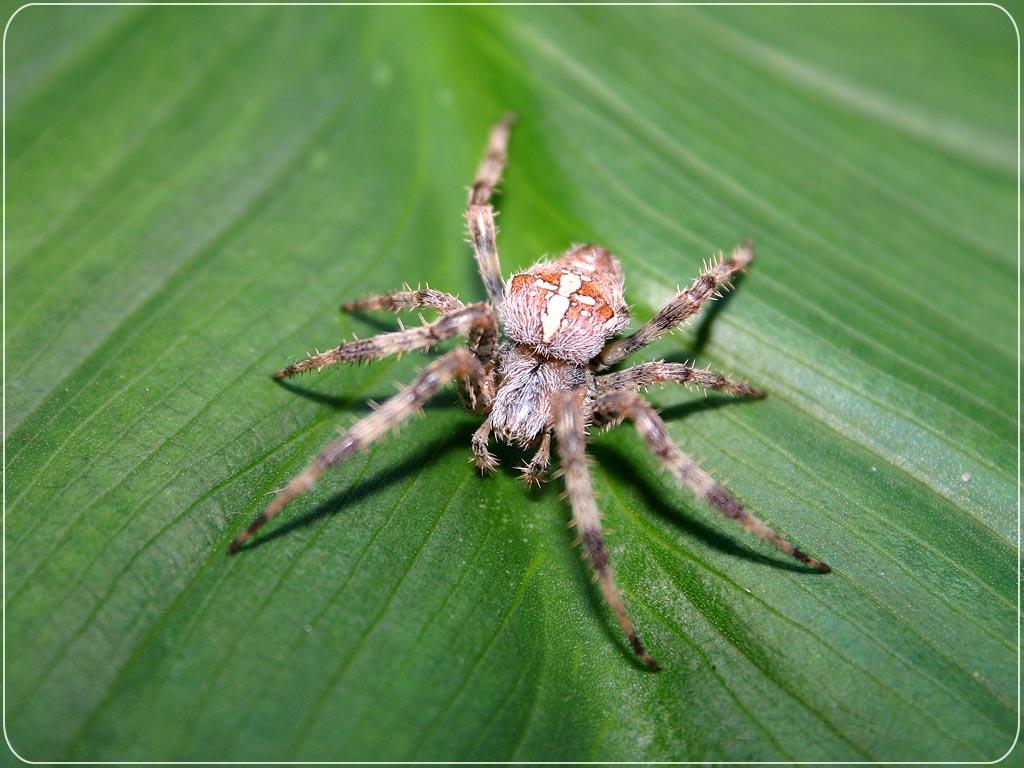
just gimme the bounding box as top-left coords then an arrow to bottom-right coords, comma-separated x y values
541,294 -> 571,341
558,273 -> 583,296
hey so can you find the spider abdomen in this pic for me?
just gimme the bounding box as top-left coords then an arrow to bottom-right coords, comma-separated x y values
499,244 -> 629,364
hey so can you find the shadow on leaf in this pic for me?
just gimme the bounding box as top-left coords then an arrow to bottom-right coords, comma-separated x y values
274,376 -> 463,412
236,429 -> 470,552
689,267 -> 748,358
590,391 -> 820,574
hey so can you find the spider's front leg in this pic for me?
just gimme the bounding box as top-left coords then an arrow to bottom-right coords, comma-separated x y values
596,361 -> 764,398
273,302 -> 497,379
340,287 -> 464,315
551,390 -> 661,671
229,348 -> 491,553
595,240 -> 754,370
467,113 -> 515,310
592,390 -> 830,572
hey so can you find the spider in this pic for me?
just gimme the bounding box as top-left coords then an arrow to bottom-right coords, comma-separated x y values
228,114 -> 830,671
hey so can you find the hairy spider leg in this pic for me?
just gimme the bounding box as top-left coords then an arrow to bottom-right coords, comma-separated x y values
596,361 -> 764,398
467,113 -> 516,310
272,302 -> 497,380
340,287 -> 464,314
229,349 -> 490,553
592,390 -> 830,572
595,240 -> 755,370
552,389 -> 661,671
337,287 -> 495,407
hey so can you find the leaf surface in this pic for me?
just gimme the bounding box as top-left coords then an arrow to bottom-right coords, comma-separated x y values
4,5 -> 1017,761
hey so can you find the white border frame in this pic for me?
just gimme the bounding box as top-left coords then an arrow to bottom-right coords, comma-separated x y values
1,2 -> 1019,764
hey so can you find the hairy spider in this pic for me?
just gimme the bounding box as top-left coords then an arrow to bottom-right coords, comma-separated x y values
228,114 -> 830,671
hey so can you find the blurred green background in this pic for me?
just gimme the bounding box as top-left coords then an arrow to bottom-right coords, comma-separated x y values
3,3 -> 1017,762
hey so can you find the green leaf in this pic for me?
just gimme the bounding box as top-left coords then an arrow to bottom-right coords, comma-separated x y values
5,5 -> 1017,762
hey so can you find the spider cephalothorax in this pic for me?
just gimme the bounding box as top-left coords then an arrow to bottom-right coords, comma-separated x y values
228,114 -> 830,671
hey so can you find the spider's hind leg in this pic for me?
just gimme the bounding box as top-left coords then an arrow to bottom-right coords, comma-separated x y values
552,390 -> 661,671
593,390 -> 830,572
229,349 -> 489,553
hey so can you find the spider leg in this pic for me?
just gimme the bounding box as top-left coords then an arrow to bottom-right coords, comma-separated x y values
595,240 -> 754,370
467,113 -> 515,309
273,302 -> 496,379
592,390 -> 830,572
340,287 -> 464,314
596,361 -> 764,398
229,349 -> 488,553
551,389 -> 661,671
517,430 -> 552,486
471,416 -> 499,473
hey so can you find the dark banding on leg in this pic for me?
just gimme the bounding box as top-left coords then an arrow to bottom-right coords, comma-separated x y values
551,389 -> 661,671
229,349 -> 489,553
593,390 -> 830,572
